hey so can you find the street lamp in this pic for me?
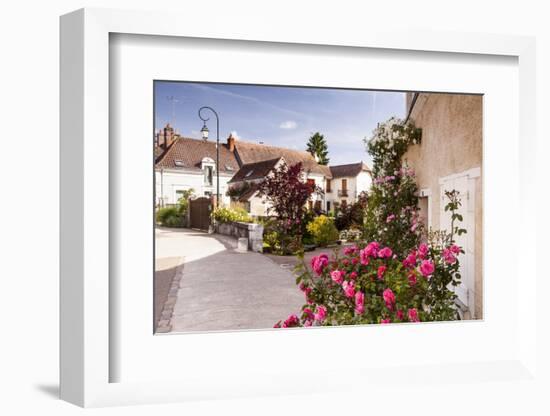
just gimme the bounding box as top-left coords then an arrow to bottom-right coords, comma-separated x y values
198,106 -> 220,208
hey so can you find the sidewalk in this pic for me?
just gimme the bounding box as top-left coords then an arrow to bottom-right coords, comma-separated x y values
155,228 -> 304,332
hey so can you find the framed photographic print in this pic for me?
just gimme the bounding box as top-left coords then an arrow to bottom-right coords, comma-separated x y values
60,7 -> 538,408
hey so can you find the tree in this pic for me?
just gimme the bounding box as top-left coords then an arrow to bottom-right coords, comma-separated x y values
258,162 -> 316,254
306,132 -> 329,165
258,162 -> 315,225
363,117 -> 423,257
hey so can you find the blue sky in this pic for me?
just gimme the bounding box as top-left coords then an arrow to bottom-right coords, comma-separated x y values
154,82 -> 406,166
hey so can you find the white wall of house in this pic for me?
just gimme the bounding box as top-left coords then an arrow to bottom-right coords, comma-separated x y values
325,171 -> 371,211
306,173 -> 327,209
155,169 -> 233,207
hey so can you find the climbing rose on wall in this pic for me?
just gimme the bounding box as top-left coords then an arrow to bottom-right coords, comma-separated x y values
363,117 -> 423,257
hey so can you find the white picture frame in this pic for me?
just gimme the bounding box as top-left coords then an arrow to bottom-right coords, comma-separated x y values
60,8 -> 538,408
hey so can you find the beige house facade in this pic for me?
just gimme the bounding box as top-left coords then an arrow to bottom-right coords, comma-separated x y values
404,92 -> 483,319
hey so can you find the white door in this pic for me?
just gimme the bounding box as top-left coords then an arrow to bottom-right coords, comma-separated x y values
439,173 -> 475,312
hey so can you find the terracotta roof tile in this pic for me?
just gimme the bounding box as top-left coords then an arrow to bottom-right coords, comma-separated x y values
228,158 -> 281,183
234,140 -> 332,178
155,137 -> 240,173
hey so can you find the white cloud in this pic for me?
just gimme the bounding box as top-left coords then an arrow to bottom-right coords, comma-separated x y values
279,120 -> 297,130
230,130 -> 239,139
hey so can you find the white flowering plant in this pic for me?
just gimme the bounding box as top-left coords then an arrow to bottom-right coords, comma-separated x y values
363,118 -> 423,257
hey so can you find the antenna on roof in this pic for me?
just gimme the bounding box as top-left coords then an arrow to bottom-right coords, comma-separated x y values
166,96 -> 179,126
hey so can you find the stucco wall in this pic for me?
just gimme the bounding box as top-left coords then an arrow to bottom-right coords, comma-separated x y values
155,170 -> 233,206
404,93 -> 483,318
325,171 -> 371,211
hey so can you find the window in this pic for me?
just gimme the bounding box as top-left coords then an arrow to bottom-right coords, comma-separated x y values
340,179 -> 348,197
326,201 -> 331,212
326,179 -> 332,192
204,165 -> 213,185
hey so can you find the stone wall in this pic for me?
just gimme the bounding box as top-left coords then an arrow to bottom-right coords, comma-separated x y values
215,221 -> 264,253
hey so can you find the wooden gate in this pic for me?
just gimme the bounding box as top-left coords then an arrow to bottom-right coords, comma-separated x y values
189,197 -> 212,231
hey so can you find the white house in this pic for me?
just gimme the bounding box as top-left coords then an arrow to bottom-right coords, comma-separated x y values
155,134 -> 240,207
154,128 -> 332,213
325,162 -> 372,212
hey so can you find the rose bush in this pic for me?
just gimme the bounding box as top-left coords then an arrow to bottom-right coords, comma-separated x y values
274,192 -> 465,328
274,240 -> 461,328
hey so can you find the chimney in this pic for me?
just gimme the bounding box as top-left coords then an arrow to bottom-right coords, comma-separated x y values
227,133 -> 236,152
163,123 -> 174,149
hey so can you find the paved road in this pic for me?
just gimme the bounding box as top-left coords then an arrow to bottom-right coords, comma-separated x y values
155,227 -> 304,332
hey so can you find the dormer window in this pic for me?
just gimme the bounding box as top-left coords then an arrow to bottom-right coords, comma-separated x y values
204,165 -> 213,186
201,157 -> 216,186
174,160 -> 185,167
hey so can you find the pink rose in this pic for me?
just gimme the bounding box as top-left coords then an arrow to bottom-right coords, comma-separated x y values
396,309 -> 404,320
303,319 -> 312,327
417,243 -> 428,259
419,260 -> 435,277
349,271 -> 358,280
386,214 -> 396,223
343,245 -> 358,256
380,318 -> 391,324
342,280 -> 355,298
403,252 -> 417,268
342,259 -> 349,266
354,291 -> 365,315
359,248 -> 370,266
364,242 -> 380,258
331,270 -> 345,284
314,305 -> 327,322
282,314 -> 299,328
377,265 -> 387,280
408,272 -> 417,286
303,308 -> 314,320
450,244 -> 461,254
351,257 -> 359,265
378,247 -> 393,259
408,308 -> 419,322
311,254 -> 329,276
383,288 -> 396,310
443,248 -> 457,264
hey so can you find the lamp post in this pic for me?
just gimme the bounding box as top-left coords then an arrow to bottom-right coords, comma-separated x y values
198,106 -> 220,208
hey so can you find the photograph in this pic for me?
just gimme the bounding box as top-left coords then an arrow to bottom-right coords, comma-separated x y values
153,81 -> 483,333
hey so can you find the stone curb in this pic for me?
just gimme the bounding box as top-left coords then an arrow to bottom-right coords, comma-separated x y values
155,256 -> 185,333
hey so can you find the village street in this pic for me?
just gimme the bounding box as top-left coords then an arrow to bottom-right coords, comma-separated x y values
155,227 -> 304,332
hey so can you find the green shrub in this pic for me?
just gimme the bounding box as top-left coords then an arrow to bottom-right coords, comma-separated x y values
156,206 -> 184,228
176,188 -> 195,215
211,206 -> 253,224
306,215 -> 339,247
